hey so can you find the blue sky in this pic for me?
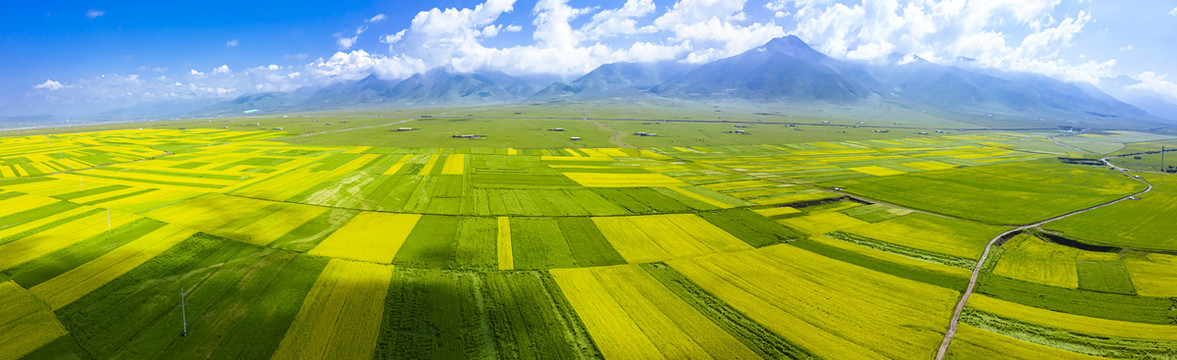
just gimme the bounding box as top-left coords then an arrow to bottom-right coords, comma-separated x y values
3,0 -> 1176,117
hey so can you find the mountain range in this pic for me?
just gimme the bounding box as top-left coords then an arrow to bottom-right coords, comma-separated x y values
98,36 -> 1172,128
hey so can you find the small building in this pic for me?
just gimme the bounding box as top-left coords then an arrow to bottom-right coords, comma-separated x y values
548,128 -> 565,132
395,127 -> 415,132
874,129 -> 890,133
220,126 -> 228,129
451,134 -> 487,139
178,127 -> 187,130
635,132 -> 657,136
420,115 -> 434,118
325,123 -> 333,125
247,123 -> 260,126
918,131 -> 928,135
272,127 -> 284,130
822,121 -> 830,124
570,137 -> 581,141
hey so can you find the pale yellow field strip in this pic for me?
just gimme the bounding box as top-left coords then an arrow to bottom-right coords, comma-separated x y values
67,186 -> 151,204
309,212 -> 421,264
31,224 -> 196,309
497,217 -> 512,270
79,168 -> 240,187
596,148 -> 631,157
548,267 -> 671,359
0,167 -> 14,178
440,153 -> 465,175
272,260 -> 394,360
901,161 -> 957,171
540,156 -> 614,161
0,210 -> 138,270
848,166 -> 907,176
700,180 -> 781,191
753,206 -> 802,217
778,212 -> 870,235
1126,253 -> 1177,297
948,325 -> 1103,360
562,173 -> 689,187
969,294 -> 1177,341
0,206 -> 94,240
506,148 -> 517,155
593,214 -> 751,264
381,154 -> 413,175
0,194 -> 61,215
226,205 -> 330,246
563,148 -> 585,157
344,146 -> 372,154
144,194 -> 274,231
667,186 -> 733,209
0,281 -> 69,360
418,154 -> 440,175
594,265 -> 759,359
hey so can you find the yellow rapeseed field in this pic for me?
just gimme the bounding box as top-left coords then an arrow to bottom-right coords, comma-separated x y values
497,217 -> 512,270
968,294 -> 1177,341
440,154 -> 465,175
666,186 -> 733,208
562,172 -> 689,187
947,325 -> 1102,360
382,154 -> 413,175
309,212 -> 421,264
753,206 -> 802,217
901,161 -> 958,171
666,244 -> 959,359
31,224 -> 196,309
0,281 -> 69,360
418,154 -> 440,175
593,214 -> 751,263
550,265 -> 759,360
848,166 -> 907,176
1124,253 -> 1177,297
0,210 -> 138,271
220,204 -> 329,246
272,260 -> 393,360
778,212 -> 870,235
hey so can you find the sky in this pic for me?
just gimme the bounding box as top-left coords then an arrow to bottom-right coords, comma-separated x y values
3,0 -> 1176,117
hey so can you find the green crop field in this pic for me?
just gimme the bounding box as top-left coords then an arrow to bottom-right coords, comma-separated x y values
1,106 -> 1174,360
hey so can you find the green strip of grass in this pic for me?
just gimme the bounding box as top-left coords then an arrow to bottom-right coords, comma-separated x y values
976,274 -> 1176,324
789,238 -> 968,291
961,307 -> 1177,358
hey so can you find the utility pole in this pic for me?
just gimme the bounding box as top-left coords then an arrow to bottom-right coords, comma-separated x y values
180,288 -> 188,337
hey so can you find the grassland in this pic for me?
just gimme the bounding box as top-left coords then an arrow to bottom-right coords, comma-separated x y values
1,110 -> 1174,359
821,159 -> 1145,224
1046,175 -> 1177,251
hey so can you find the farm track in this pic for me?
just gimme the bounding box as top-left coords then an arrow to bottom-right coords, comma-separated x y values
933,151 -> 1155,359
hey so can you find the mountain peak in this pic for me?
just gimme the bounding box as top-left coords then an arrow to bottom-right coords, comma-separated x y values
758,35 -> 825,62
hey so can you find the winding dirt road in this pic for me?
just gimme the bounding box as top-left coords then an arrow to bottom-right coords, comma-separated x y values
933,152 -> 1154,359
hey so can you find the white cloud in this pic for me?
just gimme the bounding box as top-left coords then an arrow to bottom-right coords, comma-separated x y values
190,69 -> 204,76
284,53 -> 309,60
580,0 -> 656,40
336,34 -> 359,50
226,39 -> 239,47
1120,45 -> 1133,52
85,9 -> 104,18
1171,7 -> 1177,16
381,30 -> 406,44
1129,71 -> 1177,99
504,24 -> 523,32
33,79 -> 64,91
368,14 -> 387,23
784,1 -> 1113,84
212,65 -> 231,74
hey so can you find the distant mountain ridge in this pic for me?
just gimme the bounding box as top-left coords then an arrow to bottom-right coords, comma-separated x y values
96,35 -> 1170,127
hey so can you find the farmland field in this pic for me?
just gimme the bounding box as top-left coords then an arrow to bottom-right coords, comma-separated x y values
0,112 -> 1172,359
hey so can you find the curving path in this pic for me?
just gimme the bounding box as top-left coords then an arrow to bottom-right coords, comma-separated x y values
933,153 -> 1154,359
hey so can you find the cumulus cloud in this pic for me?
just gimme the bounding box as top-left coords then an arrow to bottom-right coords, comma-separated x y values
1129,72 -> 1177,99
783,0 -> 1112,84
1171,7 -> 1177,16
33,79 -> 64,91
368,14 -> 387,23
212,65 -> 231,74
85,9 -> 104,18
226,39 -> 239,47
